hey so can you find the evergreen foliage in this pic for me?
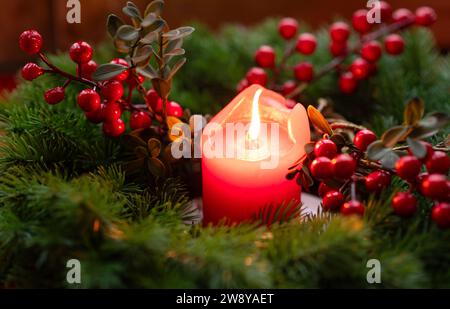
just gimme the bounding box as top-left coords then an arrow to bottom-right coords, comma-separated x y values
0,19 -> 448,288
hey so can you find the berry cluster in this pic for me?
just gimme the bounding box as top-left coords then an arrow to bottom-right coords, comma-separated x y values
19,30 -> 184,138
239,2 -> 437,98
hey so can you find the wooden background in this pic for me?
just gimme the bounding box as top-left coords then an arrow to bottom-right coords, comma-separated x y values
0,0 -> 449,73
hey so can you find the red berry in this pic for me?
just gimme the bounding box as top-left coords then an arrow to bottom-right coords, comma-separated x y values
77,60 -> 98,80
296,33 -> 317,55
103,102 -> 122,123
102,80 -> 124,101
323,190 -> 345,212
339,72 -> 357,94
392,192 -> 418,217
167,101 -> 183,118
255,46 -> 276,68
379,1 -> 393,22
130,111 -> 152,130
421,174 -> 449,201
246,67 -> 268,86
278,18 -> 298,40
408,141 -> 434,163
361,41 -> 382,63
332,154 -> 356,180
354,129 -> 377,151
103,118 -> 126,138
69,41 -> 93,64
19,30 -> 43,55
311,157 -> 333,180
85,103 -> 105,124
146,89 -> 163,112
392,8 -> 415,24
329,22 -> 350,42
110,58 -> 130,81
395,156 -> 422,181
350,58 -> 370,80
294,62 -> 314,82
127,74 -> 145,87
365,170 -> 391,192
236,79 -> 249,93
314,139 -> 337,159
318,182 -> 336,198
330,41 -> 348,57
426,151 -> 450,175
282,80 -> 297,97
77,89 -> 101,112
415,6 -> 437,27
384,34 -> 405,55
341,200 -> 365,216
44,87 -> 65,105
21,63 -> 43,81
432,203 -> 450,229
352,9 -> 372,34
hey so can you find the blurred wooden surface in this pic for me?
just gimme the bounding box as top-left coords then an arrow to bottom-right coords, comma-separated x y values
0,0 -> 449,73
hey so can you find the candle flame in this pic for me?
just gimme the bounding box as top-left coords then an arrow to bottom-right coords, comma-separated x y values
248,88 -> 263,141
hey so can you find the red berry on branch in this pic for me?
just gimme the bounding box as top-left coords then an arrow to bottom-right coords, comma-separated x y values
384,34 -> 405,56
415,6 -> 437,27
311,157 -> 333,180
110,58 -> 129,81
392,192 -> 418,217
44,87 -> 65,105
379,1 -> 393,22
330,41 -> 348,57
103,118 -> 126,138
392,8 -> 415,24
341,200 -> 365,216
318,182 -> 336,198
19,30 -> 43,55
396,156 -> 422,181
294,62 -> 314,82
365,170 -> 391,192
246,67 -> 268,86
296,33 -> 317,55
354,129 -> 377,151
130,111 -> 152,130
85,103 -> 105,124
103,102 -> 122,123
167,101 -> 183,118
69,41 -> 93,64
323,190 -> 345,212
332,154 -> 356,180
278,18 -> 298,40
21,63 -> 44,81
426,151 -> 450,175
432,203 -> 450,229
77,60 -> 98,80
421,174 -> 449,201
339,72 -> 357,94
329,22 -> 350,42
102,80 -> 124,102
314,139 -> 337,159
352,9 -> 372,34
127,74 -> 145,87
255,46 -> 276,68
361,41 -> 382,63
146,89 -> 163,112
77,89 -> 101,112
282,80 -> 297,97
408,141 -> 434,163
350,58 -> 370,80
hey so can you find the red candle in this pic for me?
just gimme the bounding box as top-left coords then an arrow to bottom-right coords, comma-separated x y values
202,85 -> 310,225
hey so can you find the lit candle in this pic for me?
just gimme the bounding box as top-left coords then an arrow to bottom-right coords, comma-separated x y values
202,85 -> 310,225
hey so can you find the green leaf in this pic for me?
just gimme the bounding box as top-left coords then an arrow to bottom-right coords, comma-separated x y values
123,5 -> 141,20
162,26 -> 195,41
381,125 -> 410,148
165,58 -> 186,80
141,13 -> 157,28
144,0 -> 165,16
114,39 -> 131,53
409,112 -> 450,139
407,138 -> 427,159
134,146 -> 148,159
140,31 -> 159,44
92,63 -> 128,81
164,38 -> 183,54
132,45 -> 153,67
145,19 -> 166,33
380,150 -> 399,170
152,78 -> 172,100
138,65 -> 159,80
165,48 -> 185,57
148,138 -> 162,158
147,158 -> 166,178
126,1 -> 141,15
107,14 -> 124,38
367,141 -> 391,161
404,97 -> 425,126
116,25 -> 140,42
